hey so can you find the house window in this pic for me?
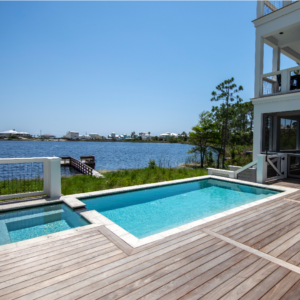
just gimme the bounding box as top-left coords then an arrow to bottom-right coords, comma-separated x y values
280,118 -> 297,151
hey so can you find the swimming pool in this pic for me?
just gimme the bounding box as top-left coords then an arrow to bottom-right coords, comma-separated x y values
0,203 -> 89,245
82,178 -> 281,239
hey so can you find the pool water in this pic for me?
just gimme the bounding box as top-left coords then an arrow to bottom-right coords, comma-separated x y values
83,179 -> 280,239
0,203 -> 89,245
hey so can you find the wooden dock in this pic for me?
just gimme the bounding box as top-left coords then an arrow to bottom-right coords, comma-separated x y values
60,156 -> 96,176
1,179 -> 300,299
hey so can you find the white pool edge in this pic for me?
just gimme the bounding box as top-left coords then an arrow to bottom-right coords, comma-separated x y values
76,175 -> 299,248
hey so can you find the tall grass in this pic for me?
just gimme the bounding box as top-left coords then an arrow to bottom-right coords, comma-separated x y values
61,167 -> 208,195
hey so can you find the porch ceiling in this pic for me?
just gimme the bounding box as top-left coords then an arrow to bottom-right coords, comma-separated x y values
265,21 -> 300,63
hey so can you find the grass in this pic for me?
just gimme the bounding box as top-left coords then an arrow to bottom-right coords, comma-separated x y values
61,167 -> 208,195
0,179 -> 43,197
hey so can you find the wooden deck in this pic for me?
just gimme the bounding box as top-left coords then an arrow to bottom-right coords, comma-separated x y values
2,180 -> 300,299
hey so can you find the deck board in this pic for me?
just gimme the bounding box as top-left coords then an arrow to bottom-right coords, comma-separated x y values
1,179 -> 300,299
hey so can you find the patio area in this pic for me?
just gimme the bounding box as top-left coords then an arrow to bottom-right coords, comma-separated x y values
1,180 -> 300,299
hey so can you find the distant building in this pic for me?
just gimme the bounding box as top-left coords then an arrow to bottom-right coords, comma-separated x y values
64,131 -> 79,140
107,132 -> 121,140
139,132 -> 153,140
159,132 -> 178,140
89,133 -> 106,140
79,135 -> 91,140
41,134 -> 56,139
0,129 -> 31,138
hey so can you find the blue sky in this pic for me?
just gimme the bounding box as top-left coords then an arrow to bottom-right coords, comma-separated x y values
0,2 -> 297,137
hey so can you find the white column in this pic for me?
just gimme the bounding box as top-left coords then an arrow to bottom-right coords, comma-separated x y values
254,35 -> 264,98
272,47 -> 280,72
256,0 -> 264,18
253,104 -> 263,160
43,157 -> 61,198
256,154 -> 268,183
281,69 -> 289,93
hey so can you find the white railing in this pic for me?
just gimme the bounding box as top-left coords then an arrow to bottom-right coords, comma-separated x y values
0,157 -> 61,200
261,66 -> 300,96
208,154 -> 288,184
258,1 -> 298,18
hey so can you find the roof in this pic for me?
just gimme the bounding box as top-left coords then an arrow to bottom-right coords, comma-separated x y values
0,130 -> 30,135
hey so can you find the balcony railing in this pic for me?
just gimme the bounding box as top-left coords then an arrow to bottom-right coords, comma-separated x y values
263,0 -> 299,16
261,66 -> 300,96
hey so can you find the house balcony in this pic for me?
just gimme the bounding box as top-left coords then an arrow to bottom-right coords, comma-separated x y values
261,66 -> 300,96
259,0 -> 299,18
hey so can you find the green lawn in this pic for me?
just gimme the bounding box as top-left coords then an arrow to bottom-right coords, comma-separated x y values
61,167 -> 208,195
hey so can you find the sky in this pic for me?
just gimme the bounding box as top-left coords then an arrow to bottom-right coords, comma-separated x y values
0,1 -> 297,138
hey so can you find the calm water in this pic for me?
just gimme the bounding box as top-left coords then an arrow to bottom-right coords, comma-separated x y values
83,179 -> 279,238
0,203 -> 89,245
0,141 -> 193,170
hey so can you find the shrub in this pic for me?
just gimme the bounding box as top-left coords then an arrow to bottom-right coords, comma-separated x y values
148,159 -> 157,169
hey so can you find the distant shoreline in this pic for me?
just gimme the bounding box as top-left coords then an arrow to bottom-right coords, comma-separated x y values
0,139 -> 190,145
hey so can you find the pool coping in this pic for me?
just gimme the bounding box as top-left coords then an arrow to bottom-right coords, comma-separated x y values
0,175 -> 298,250
72,175 -> 299,248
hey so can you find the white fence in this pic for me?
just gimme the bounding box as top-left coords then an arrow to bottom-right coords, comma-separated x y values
208,154 -> 288,184
0,157 -> 61,200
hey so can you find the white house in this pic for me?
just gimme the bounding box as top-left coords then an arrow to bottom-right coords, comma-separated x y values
251,0 -> 300,178
107,132 -> 121,140
0,130 -> 31,138
139,132 -> 152,140
89,133 -> 105,140
65,131 -> 79,140
159,132 -> 179,140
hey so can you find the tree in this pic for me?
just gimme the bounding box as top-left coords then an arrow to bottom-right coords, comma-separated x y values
189,111 -> 218,168
211,78 -> 243,168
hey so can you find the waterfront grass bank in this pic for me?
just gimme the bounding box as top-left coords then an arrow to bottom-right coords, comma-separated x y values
61,167 -> 208,195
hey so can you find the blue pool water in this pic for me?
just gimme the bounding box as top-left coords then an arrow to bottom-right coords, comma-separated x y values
82,179 -> 280,239
0,203 -> 89,245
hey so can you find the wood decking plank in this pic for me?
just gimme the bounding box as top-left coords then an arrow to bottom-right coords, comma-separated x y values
198,258 -> 270,300
0,226 -> 101,256
239,267 -> 291,300
287,250 -> 300,266
31,238 -> 226,300
278,240 -> 300,262
238,213 -> 300,246
269,233 -> 300,258
131,230 -> 208,255
0,245 -> 119,291
249,217 -> 300,250
75,244 -> 237,300
0,238 -> 111,274
219,263 -> 279,300
0,243 -> 118,283
0,229 -> 101,262
0,240 -> 114,280
0,234 -> 106,267
280,279 -> 300,299
260,272 -> 300,300
216,202 -> 296,235
153,250 -> 252,300
2,234 -> 216,300
109,245 -> 237,300
229,208 -> 300,243
178,254 -> 260,300
260,226 -> 300,254
0,238 -> 219,299
208,200 -> 286,232
221,203 -> 299,237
